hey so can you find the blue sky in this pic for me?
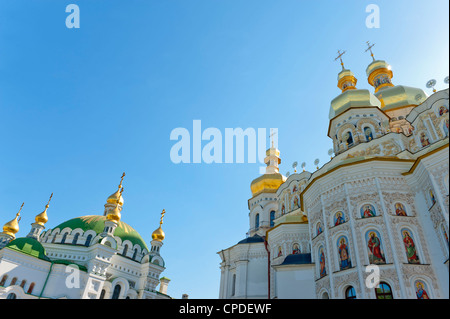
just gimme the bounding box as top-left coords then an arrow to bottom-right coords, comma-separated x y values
0,0 -> 448,298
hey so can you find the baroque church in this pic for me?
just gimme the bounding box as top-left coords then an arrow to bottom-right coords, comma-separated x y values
0,174 -> 173,299
218,48 -> 449,299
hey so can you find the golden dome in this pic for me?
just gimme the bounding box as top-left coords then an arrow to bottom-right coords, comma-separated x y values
374,85 -> 427,111
250,173 -> 286,197
330,89 -> 382,119
3,206 -> 22,238
337,69 -> 357,92
151,226 -> 165,242
35,193 -> 52,227
366,60 -> 394,93
35,207 -> 49,226
106,205 -> 121,223
107,189 -> 124,206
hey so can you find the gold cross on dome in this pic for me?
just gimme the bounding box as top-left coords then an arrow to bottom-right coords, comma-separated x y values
335,50 -> 346,70
118,172 -> 125,189
160,209 -> 166,226
365,41 -> 376,61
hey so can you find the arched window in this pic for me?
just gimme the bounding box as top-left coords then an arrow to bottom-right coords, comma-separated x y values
322,292 -> 329,299
375,282 -> 393,299
7,293 -> 17,299
27,283 -> 35,294
85,234 -> 93,247
255,214 -> 260,229
61,232 -> 68,244
10,277 -> 17,286
345,286 -> 356,299
132,248 -> 138,260
72,233 -> 80,245
122,245 -> 128,257
99,289 -> 106,299
52,234 -> 57,243
231,274 -> 236,296
111,285 -> 121,299
270,211 -> 275,227
0,275 -> 8,286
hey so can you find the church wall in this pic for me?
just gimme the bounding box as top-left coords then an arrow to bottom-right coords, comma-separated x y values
303,158 -> 447,298
274,265 -> 315,299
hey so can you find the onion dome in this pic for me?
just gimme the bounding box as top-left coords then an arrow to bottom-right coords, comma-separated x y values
106,172 -> 125,206
106,187 -> 124,223
250,147 -> 286,197
152,209 -> 166,242
2,204 -> 23,237
152,226 -> 165,242
365,44 -> 427,111
35,193 -> 52,227
366,59 -> 394,93
337,68 -> 358,93
329,49 -> 381,119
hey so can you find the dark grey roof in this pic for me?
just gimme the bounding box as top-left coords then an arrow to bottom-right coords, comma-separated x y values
237,234 -> 265,244
280,253 -> 312,265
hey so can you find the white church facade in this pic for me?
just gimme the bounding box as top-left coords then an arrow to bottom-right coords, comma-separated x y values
0,175 -> 172,299
218,51 -> 449,299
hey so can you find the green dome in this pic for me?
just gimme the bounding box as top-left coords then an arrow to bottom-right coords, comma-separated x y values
51,215 -> 149,252
5,237 -> 51,261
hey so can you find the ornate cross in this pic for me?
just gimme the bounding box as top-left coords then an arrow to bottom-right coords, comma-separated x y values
118,172 -> 125,189
365,41 -> 376,61
335,50 -> 346,70
160,209 -> 166,226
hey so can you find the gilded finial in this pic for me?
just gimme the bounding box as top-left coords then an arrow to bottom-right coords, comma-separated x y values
335,50 -> 346,70
365,41 -> 376,61
152,209 -> 166,242
118,172 -> 125,190
106,172 -> 125,206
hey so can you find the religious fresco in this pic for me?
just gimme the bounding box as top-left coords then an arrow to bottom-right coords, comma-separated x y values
401,229 -> 420,264
420,132 -> 430,147
366,230 -> 386,264
292,185 -> 297,193
364,127 -> 374,141
293,196 -> 300,209
343,131 -> 354,145
442,224 -> 449,247
361,204 -> 376,218
277,246 -> 283,257
394,203 -> 408,216
319,246 -> 327,277
415,280 -> 430,299
334,211 -> 345,226
316,222 -> 323,236
292,243 -> 301,255
439,105 -> 448,116
429,189 -> 436,207
281,204 -> 285,215
337,236 -> 352,270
